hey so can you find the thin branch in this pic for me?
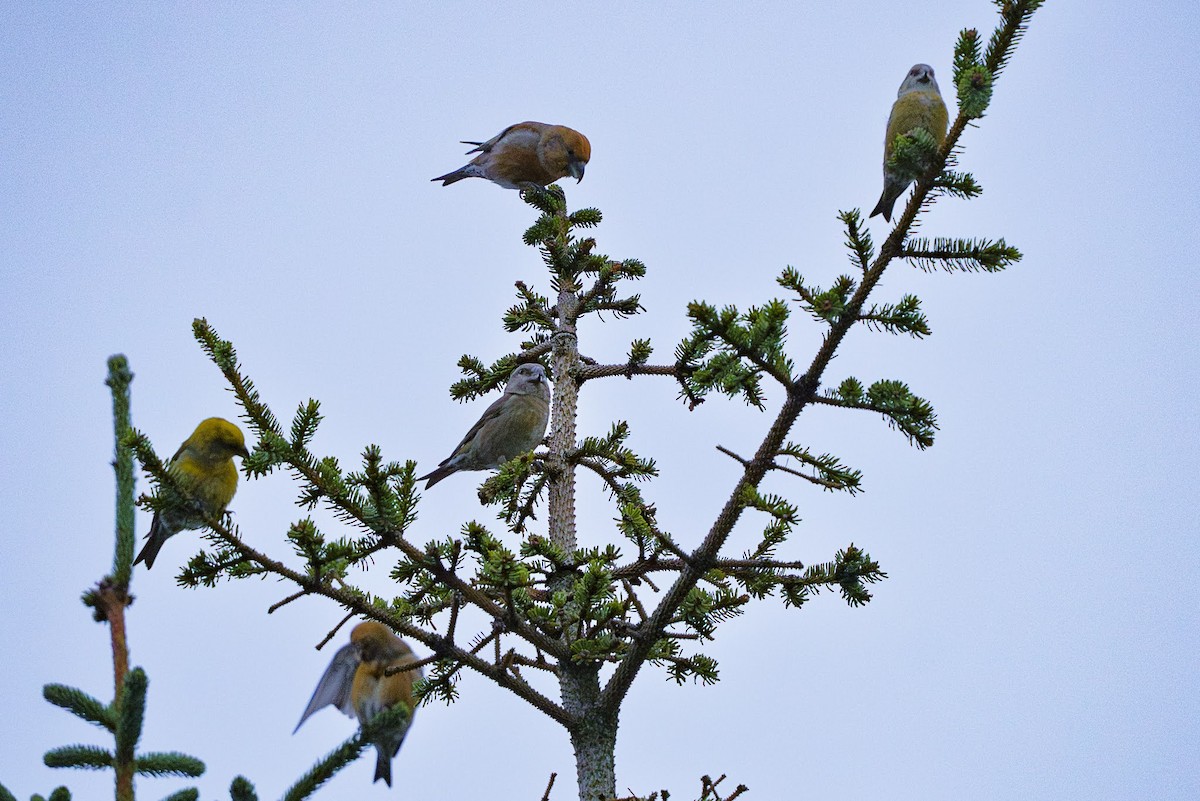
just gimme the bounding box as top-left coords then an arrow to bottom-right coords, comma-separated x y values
613,556 -> 806,581
715,445 -> 748,465
577,363 -> 679,381
507,651 -> 562,676
446,591 -> 462,641
268,588 -> 309,614
622,579 -> 648,623
197,514 -> 573,726
189,328 -> 572,663
540,772 -> 557,801
521,340 -> 553,359
384,652 -> 440,676
315,612 -> 355,650
767,460 -> 846,489
600,44 -> 995,704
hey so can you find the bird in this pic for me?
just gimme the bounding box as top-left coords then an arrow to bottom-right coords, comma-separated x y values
134,417 -> 250,569
431,121 -> 591,189
294,621 -> 422,787
418,363 -> 551,489
870,63 -> 949,222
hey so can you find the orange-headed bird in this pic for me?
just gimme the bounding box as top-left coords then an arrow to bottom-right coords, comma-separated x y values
432,121 -> 591,189
295,622 -> 422,787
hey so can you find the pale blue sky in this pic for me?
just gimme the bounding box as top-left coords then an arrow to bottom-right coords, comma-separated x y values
2,2 -> 1197,799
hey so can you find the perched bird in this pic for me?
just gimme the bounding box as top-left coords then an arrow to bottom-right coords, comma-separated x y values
418,363 -> 551,489
870,63 -> 949,222
294,621 -> 422,787
134,417 -> 250,569
431,121 -> 591,189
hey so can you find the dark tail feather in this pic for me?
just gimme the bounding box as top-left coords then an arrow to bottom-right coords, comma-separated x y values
373,746 -> 392,787
431,168 -> 470,186
133,517 -> 165,569
869,182 -> 906,222
417,464 -> 457,489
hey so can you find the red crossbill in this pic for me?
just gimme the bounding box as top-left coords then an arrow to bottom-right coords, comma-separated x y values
870,63 -> 949,222
134,417 -> 249,569
294,621 -> 422,787
431,121 -> 591,189
418,363 -> 551,489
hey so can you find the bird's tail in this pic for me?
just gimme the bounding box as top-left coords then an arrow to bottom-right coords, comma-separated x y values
417,464 -> 457,489
869,180 -> 907,222
430,167 -> 471,186
373,745 -> 393,787
133,514 -> 167,569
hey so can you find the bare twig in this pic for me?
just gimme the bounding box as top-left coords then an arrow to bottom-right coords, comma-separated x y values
715,445 -> 748,465
314,612 -> 356,650
540,772 -> 557,801
268,588 -> 308,614
622,579 -> 648,623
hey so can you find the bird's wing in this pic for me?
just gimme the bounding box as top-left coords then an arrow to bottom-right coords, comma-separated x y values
294,643 -> 359,733
462,122 -> 542,154
439,393 -> 511,467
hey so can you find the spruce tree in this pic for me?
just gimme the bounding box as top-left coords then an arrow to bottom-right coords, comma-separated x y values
11,3 -> 1043,799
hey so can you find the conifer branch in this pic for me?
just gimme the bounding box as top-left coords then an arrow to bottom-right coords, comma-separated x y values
104,355 -> 136,587
278,721 -> 374,801
190,322 -> 577,655
838,210 -> 876,272
43,745 -> 114,770
129,416 -> 573,725
132,752 -> 206,778
229,776 -> 259,801
577,363 -> 679,381
162,789 -> 200,801
900,237 -> 1021,273
858,294 -> 931,337
814,380 -> 938,449
600,3 -> 1042,714
42,685 -> 116,732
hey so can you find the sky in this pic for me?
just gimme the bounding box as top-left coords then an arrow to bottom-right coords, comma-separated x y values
2,1 -> 1198,799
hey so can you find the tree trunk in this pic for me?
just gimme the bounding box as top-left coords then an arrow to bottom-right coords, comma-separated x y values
561,663 -> 618,800
549,281 -> 619,799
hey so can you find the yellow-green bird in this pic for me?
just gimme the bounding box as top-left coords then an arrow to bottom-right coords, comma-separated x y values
870,63 -> 949,222
418,363 -> 551,489
134,417 -> 250,569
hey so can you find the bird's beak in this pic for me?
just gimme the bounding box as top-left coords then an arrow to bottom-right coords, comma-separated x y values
569,160 -> 586,182
237,445 -> 251,459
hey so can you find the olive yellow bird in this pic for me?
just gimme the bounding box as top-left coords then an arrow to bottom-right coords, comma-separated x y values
418,363 -> 551,489
134,417 -> 250,569
870,63 -> 949,222
432,121 -> 591,189
294,621 -> 422,787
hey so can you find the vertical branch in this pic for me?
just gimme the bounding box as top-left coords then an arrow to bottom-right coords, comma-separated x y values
536,199 -> 619,800
101,355 -> 136,801
106,355 -> 136,588
547,284 -> 580,551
